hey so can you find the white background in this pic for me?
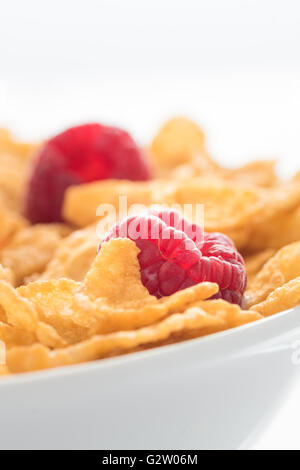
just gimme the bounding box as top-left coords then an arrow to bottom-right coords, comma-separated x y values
1,0 -> 300,449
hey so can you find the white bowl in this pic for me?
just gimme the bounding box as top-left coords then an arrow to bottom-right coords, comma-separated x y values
1,306 -> 300,450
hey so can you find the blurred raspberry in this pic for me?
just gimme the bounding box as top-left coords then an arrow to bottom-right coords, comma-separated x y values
25,123 -> 152,223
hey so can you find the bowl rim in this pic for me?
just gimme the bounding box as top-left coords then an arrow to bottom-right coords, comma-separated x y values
1,305 -> 299,389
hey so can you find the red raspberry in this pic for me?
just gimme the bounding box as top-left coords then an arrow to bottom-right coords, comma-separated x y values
25,123 -> 152,223
100,209 -> 247,305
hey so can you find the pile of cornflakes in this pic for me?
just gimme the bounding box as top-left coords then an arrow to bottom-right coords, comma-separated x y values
1,118 -> 300,377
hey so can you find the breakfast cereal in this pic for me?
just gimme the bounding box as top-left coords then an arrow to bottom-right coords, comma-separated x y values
0,118 -> 299,376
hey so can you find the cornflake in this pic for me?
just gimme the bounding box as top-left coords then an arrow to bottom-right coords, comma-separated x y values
252,277 -> 300,317
0,224 -> 71,285
246,241 -> 300,308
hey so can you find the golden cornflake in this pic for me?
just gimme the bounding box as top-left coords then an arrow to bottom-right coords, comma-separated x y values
0,224 -> 71,285
7,302 -> 260,374
252,277 -> 300,317
246,241 -> 300,307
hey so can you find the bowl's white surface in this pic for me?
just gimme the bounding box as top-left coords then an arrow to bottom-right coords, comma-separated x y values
1,306 -> 300,450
